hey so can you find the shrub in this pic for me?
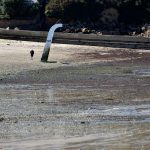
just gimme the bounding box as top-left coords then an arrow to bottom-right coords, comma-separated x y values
45,0 -> 103,22
4,0 -> 39,19
45,0 -> 150,24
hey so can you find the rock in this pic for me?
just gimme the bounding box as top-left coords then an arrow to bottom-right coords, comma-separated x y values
81,28 -> 88,33
132,32 -> 136,36
0,117 -> 4,122
141,26 -> 146,32
14,27 -> 19,30
141,24 -> 149,32
6,27 -> 9,30
145,26 -> 150,37
140,33 -> 145,37
97,32 -> 102,35
81,28 -> 90,34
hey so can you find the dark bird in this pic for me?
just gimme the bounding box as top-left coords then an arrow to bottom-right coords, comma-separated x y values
30,50 -> 34,59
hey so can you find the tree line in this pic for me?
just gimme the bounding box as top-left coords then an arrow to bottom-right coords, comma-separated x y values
0,0 -> 150,25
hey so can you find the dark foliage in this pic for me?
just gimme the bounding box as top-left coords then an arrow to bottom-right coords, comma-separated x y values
45,0 -> 150,24
3,0 -> 39,19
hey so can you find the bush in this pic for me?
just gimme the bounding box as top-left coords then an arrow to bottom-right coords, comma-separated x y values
118,0 -> 150,24
4,0 -> 39,19
63,1 -> 103,22
45,0 -> 103,22
45,0 -> 150,24
45,0 -> 64,18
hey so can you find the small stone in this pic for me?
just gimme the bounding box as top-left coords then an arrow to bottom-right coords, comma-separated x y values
14,27 -> 19,30
0,117 -> 5,122
140,33 -> 144,37
6,27 -> 9,30
82,28 -> 89,34
132,32 -> 136,36
141,26 -> 146,32
97,32 -> 102,35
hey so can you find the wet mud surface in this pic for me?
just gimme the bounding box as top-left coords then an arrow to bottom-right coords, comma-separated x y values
0,39 -> 150,149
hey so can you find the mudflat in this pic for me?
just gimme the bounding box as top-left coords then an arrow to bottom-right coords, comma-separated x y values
0,39 -> 150,149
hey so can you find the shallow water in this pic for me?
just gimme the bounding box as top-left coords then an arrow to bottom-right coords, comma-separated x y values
134,69 -> 150,77
0,84 -> 150,149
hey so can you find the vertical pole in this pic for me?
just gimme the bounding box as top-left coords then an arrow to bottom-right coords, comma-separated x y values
41,24 -> 63,62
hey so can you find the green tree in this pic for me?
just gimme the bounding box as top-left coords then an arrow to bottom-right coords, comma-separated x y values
4,0 -> 39,19
45,0 -> 150,24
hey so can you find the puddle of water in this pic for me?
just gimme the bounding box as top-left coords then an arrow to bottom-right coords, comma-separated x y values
134,69 -> 150,77
0,84 -> 150,149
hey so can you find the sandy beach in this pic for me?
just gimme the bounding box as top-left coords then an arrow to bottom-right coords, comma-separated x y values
0,39 -> 150,149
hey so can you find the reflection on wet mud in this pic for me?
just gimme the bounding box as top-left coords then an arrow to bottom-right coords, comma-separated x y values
0,84 -> 150,149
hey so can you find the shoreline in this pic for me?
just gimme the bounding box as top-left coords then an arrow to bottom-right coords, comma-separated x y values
1,29 -> 150,49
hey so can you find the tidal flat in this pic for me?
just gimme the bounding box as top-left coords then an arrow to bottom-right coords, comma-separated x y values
0,39 -> 150,149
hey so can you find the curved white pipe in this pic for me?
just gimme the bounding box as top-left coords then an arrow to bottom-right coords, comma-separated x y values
41,24 -> 63,62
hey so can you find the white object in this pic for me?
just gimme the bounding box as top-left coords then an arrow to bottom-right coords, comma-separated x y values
41,24 -> 63,62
